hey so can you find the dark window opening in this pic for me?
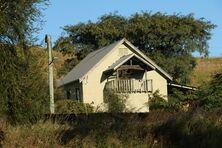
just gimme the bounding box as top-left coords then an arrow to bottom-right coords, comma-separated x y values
67,90 -> 71,99
75,88 -> 80,101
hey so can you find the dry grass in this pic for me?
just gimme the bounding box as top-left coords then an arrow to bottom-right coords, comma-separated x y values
2,120 -> 62,148
191,57 -> 222,86
1,111 -> 222,147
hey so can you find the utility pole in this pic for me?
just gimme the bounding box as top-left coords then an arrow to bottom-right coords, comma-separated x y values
45,35 -> 55,114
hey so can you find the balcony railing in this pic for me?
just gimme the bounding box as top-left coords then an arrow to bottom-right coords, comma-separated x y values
105,79 -> 153,93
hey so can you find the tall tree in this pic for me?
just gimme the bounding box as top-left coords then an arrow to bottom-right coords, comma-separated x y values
55,12 -> 215,84
0,0 -> 48,45
0,0 -> 49,124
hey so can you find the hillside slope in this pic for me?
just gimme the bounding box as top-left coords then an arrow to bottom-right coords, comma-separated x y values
191,57 -> 222,86
30,46 -> 74,79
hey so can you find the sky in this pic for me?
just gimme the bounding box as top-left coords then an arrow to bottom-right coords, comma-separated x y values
37,0 -> 222,57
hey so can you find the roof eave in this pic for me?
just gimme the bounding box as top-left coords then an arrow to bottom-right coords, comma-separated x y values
123,39 -> 173,81
57,79 -> 80,87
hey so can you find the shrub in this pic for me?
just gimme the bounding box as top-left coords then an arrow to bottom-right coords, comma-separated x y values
149,90 -> 169,111
169,88 -> 198,111
199,72 -> 222,110
0,46 -> 49,125
148,90 -> 180,112
155,109 -> 222,147
56,100 -> 94,114
104,90 -> 128,112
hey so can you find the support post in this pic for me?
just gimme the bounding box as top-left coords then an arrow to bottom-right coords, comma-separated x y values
45,35 -> 54,114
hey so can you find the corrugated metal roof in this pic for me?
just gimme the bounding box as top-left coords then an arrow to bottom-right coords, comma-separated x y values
58,39 -> 123,86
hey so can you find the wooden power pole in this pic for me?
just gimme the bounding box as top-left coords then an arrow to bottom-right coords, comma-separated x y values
45,35 -> 55,114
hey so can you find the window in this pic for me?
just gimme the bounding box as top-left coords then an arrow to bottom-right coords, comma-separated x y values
66,90 -> 71,99
75,88 -> 80,101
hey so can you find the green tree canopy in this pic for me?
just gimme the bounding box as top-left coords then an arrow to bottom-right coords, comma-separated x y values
55,12 -> 215,83
0,0 -> 48,45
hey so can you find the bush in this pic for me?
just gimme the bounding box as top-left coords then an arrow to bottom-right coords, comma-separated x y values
104,90 -> 128,112
149,91 -> 169,111
0,46 -> 49,125
56,100 -> 94,114
155,109 -> 222,147
148,90 -> 180,112
198,72 -> 222,110
169,88 -> 198,111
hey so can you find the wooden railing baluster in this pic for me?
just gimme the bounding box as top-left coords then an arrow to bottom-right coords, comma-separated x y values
106,79 -> 152,93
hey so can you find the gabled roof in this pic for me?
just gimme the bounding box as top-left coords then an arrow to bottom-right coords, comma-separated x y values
105,54 -> 134,71
105,53 -> 155,72
58,38 -> 173,87
58,40 -> 123,86
123,39 -> 173,80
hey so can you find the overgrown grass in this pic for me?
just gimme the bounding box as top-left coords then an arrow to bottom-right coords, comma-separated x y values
191,57 -> 222,86
1,110 -> 222,147
0,120 -> 61,147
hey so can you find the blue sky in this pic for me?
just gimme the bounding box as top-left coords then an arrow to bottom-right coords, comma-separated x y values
37,0 -> 222,57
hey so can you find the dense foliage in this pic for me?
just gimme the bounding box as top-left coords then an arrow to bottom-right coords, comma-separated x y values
149,72 -> 222,112
148,90 -> 176,111
55,12 -> 215,83
0,0 -> 48,124
0,46 -> 49,124
0,0 -> 48,45
199,72 -> 222,110
2,110 -> 222,147
56,100 -> 93,114
104,90 -> 128,112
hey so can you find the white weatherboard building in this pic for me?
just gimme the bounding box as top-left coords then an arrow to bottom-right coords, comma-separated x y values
58,38 -> 174,112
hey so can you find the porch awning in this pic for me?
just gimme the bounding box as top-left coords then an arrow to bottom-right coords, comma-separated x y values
168,83 -> 198,91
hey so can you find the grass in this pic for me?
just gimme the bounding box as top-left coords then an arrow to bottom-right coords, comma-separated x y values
1,110 -> 222,147
1,120 -> 61,147
191,57 -> 222,86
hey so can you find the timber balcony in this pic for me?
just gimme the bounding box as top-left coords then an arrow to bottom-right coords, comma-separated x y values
105,79 -> 153,93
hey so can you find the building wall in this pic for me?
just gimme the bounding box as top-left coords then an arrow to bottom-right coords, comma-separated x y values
146,70 -> 168,99
124,93 -> 150,112
81,43 -> 168,112
110,70 -> 167,112
81,43 -> 132,106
